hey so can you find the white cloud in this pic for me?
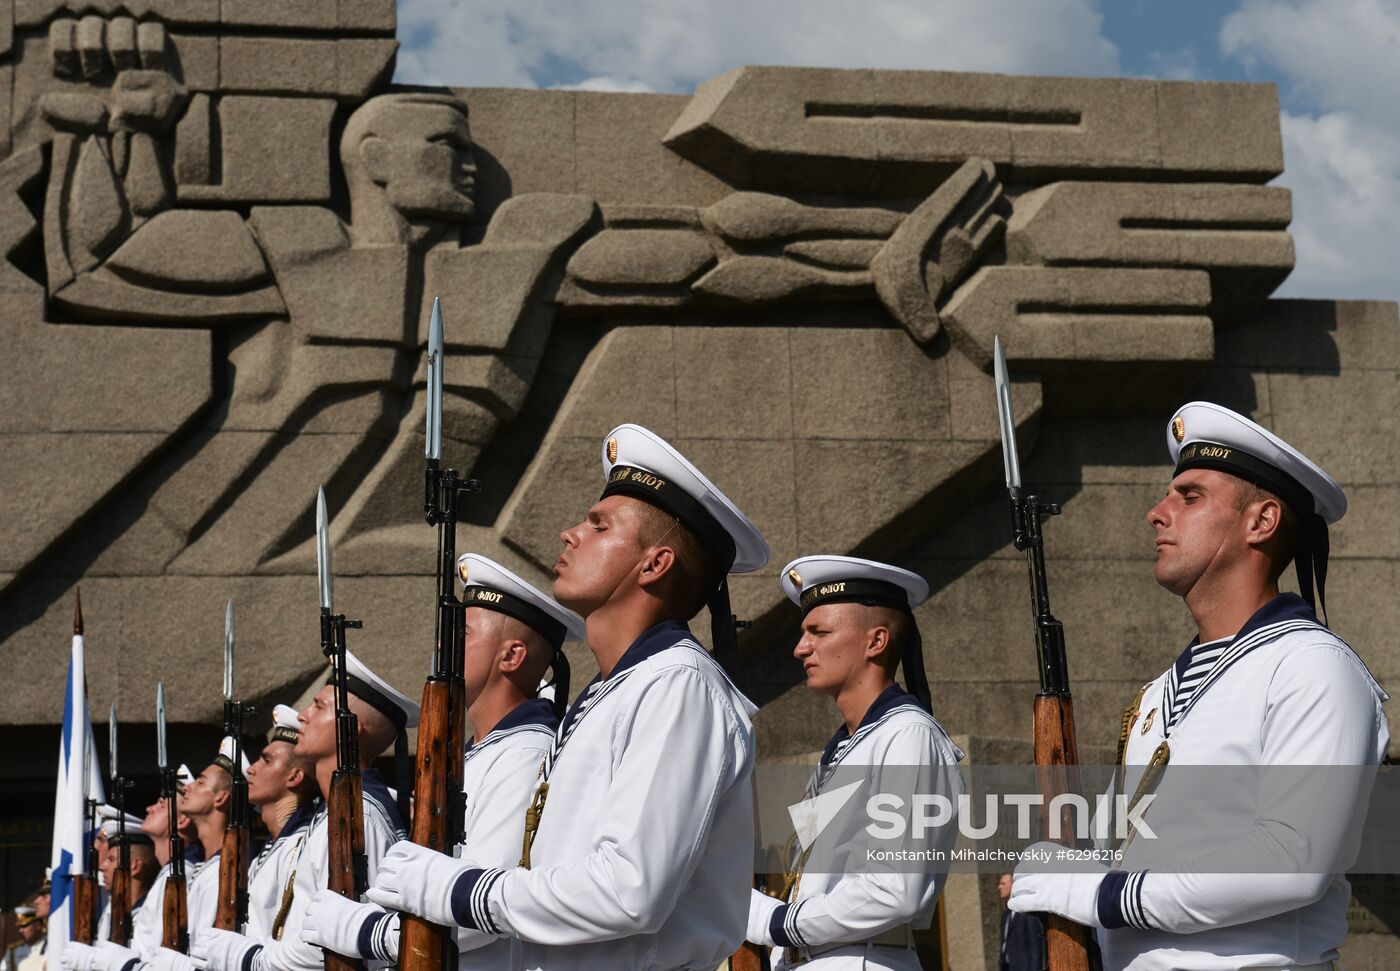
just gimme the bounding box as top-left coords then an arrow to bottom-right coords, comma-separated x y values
1221,0 -> 1400,128
1145,47 -> 1199,81
554,77 -> 657,93
1220,0 -> 1400,300
394,0 -> 1120,92
1273,110 -> 1400,300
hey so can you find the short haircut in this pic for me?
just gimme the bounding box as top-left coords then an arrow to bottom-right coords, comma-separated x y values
349,695 -> 398,759
862,604 -> 910,674
1233,479 -> 1298,581
633,502 -> 721,619
498,613 -> 555,684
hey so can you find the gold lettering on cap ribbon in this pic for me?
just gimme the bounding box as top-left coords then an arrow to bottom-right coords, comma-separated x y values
817,582 -> 846,596
1196,446 -> 1231,460
472,590 -> 503,605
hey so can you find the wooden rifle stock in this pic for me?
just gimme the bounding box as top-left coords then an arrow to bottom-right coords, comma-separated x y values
324,767 -> 367,971
161,871 -> 188,953
71,875 -> 97,944
728,942 -> 770,971
109,866 -> 132,946
1035,694 -> 1096,971
214,824 -> 250,930
400,678 -> 466,971
1008,480 -> 1100,971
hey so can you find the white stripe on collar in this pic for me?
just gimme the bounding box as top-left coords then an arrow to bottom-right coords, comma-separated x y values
1161,618 -> 1326,738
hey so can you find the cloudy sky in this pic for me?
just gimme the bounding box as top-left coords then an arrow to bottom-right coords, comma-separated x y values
394,0 -> 1399,302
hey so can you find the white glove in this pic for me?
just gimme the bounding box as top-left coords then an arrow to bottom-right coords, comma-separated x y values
60,943 -> 100,971
150,948 -> 199,971
190,929 -> 261,971
1008,841 -> 1108,928
746,889 -> 781,948
304,890 -> 397,962
365,840 -> 478,927
93,941 -> 142,971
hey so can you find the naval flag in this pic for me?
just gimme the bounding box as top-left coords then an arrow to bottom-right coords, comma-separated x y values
49,596 -> 105,964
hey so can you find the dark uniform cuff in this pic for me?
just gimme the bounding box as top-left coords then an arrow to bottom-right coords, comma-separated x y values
769,901 -> 806,949
450,867 -> 508,935
356,911 -> 396,961
1097,870 -> 1151,930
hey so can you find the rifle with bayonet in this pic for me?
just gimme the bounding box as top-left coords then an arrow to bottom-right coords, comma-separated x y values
72,594 -> 99,945
157,682 -> 189,953
317,487 -> 367,971
109,704 -> 133,946
400,298 -> 479,971
993,337 -> 1098,971
215,600 -> 251,932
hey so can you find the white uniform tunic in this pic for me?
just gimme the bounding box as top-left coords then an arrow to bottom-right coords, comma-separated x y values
1096,594 -> 1390,971
457,698 -> 557,969
250,771 -> 406,971
358,698 -> 558,968
750,685 -> 964,971
187,852 -> 221,936
97,884 -> 149,944
132,865 -> 169,958
448,621 -> 758,971
245,805 -> 315,941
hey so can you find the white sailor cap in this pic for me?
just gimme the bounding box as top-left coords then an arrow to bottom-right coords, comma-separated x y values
600,424 -> 769,574
213,735 -> 250,777
1167,402 -> 1345,523
458,553 -> 582,719
270,704 -> 301,745
781,554 -> 933,711
1167,401 -> 1343,618
176,764 -> 195,790
97,805 -> 144,838
456,553 -> 586,647
781,555 -> 929,614
328,650 -> 421,730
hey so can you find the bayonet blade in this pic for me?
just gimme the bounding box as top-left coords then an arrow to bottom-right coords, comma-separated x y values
156,682 -> 167,771
223,599 -> 235,703
316,486 -> 333,611
109,703 -> 118,780
81,711 -> 91,804
426,297 -> 444,461
993,336 -> 1023,491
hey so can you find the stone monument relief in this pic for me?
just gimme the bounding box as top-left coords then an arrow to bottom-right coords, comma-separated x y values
0,0 -> 1393,795
3,2 -> 1399,964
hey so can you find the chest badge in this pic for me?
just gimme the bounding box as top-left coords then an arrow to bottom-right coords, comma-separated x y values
1140,708 -> 1157,735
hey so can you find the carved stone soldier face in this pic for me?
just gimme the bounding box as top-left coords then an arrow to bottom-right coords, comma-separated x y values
343,94 -> 477,246
365,101 -> 476,219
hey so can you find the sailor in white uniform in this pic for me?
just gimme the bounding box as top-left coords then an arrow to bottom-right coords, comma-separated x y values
302,553 -> 585,968
94,809 -> 145,942
193,652 -> 418,971
363,423 -> 769,971
130,784 -> 187,961
746,556 -> 964,971
182,737 -> 250,938
1010,402 -> 1390,971
244,706 -> 317,943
